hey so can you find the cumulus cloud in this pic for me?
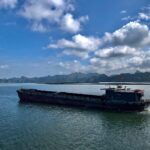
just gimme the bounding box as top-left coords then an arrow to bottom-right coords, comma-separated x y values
87,47 -> 150,74
104,21 -> 150,48
53,48 -> 150,75
95,46 -> 137,58
61,13 -> 88,33
19,0 -> 67,22
31,22 -> 49,32
90,57 -> 128,72
138,12 -> 150,20
120,10 -> 127,14
128,56 -> 144,66
19,0 -> 88,33
57,48 -> 150,75
47,20 -> 150,74
0,0 -> 17,8
0,65 -> 9,69
48,34 -> 101,59
47,21 -> 150,66
88,21 -> 150,73
121,16 -> 132,21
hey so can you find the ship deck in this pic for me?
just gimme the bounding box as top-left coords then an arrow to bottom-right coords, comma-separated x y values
19,89 -> 105,98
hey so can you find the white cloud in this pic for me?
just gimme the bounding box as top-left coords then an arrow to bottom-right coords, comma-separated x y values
104,21 -> 150,48
95,46 -> 137,58
138,12 -> 150,20
63,50 -> 89,59
47,21 -> 150,66
47,20 -> 150,74
19,0 -> 66,22
141,5 -> 150,11
128,56 -> 143,66
58,60 -> 87,72
52,48 -> 150,75
120,10 -> 127,14
87,47 -> 150,74
61,13 -> 81,33
61,13 -> 88,33
0,0 -> 17,8
89,56 -> 136,74
31,22 -> 49,32
0,65 -> 9,69
121,16 -> 132,21
48,34 -> 101,58
49,34 -> 101,51
19,0 -> 88,33
43,4 -> 150,74
90,57 -> 128,72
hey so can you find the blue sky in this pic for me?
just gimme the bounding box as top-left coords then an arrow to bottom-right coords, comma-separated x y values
0,0 -> 150,78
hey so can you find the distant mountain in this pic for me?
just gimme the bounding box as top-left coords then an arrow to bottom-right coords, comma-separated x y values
107,71 -> 150,82
1,71 -> 150,83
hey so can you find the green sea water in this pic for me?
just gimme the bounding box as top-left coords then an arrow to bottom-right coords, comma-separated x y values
0,83 -> 150,150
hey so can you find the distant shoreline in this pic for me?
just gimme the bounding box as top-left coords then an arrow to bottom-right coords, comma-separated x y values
22,82 -> 150,85
1,82 -> 150,85
42,82 -> 150,85
2,72 -> 150,84
98,82 -> 150,85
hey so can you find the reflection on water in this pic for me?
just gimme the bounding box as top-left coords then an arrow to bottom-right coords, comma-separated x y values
1,83 -> 150,150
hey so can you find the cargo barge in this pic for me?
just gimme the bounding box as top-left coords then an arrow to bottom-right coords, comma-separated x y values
17,86 -> 150,111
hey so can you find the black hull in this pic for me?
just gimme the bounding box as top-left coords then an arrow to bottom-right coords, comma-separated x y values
17,89 -> 149,112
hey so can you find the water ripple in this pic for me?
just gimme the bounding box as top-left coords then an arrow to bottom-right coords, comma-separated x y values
1,83 -> 150,150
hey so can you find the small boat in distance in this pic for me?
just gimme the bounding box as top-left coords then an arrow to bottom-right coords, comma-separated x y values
17,85 -> 150,112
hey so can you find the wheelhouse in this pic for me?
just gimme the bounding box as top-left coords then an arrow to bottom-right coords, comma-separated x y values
103,86 -> 144,102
